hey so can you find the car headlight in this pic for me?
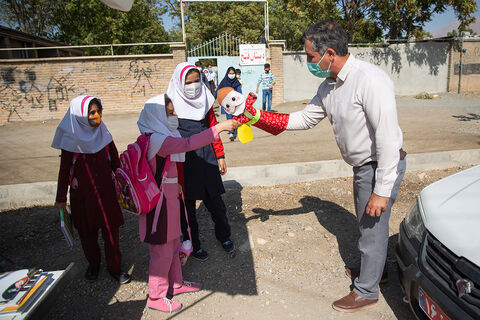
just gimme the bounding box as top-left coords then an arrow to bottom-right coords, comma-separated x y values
404,200 -> 426,243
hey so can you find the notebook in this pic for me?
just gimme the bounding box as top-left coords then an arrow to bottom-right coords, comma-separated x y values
60,208 -> 74,247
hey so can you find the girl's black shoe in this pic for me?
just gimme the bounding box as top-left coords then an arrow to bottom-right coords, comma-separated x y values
191,249 -> 209,261
109,271 -> 131,284
85,264 -> 100,282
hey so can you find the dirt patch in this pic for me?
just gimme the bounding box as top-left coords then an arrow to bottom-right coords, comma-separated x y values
0,166 -> 471,319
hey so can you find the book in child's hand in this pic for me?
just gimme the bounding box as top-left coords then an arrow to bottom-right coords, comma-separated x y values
60,208 -> 74,247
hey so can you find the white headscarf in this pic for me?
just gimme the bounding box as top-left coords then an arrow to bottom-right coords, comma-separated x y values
137,94 -> 185,162
166,62 -> 215,121
51,95 -> 112,154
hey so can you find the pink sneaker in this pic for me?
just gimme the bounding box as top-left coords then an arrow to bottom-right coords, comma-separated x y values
169,281 -> 202,296
147,297 -> 182,313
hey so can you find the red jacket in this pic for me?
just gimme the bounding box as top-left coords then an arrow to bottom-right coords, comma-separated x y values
206,107 -> 225,158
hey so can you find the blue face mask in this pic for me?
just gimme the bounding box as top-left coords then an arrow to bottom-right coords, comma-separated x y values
307,53 -> 332,78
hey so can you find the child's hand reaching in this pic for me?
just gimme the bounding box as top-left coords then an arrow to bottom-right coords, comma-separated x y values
215,120 -> 241,133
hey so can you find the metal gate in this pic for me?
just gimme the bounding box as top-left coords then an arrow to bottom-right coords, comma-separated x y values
187,33 -> 264,109
188,32 -> 248,57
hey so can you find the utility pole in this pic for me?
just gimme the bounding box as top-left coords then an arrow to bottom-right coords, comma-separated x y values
180,0 -> 186,44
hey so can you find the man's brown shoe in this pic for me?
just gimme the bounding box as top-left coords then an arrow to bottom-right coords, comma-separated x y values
332,291 -> 378,313
345,267 -> 388,284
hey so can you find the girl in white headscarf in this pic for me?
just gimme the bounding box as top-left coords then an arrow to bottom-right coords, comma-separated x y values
137,93 -> 237,313
166,62 -> 236,263
52,95 -> 130,284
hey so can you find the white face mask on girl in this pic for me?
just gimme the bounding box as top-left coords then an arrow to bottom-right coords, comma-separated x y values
167,115 -> 179,132
228,74 -> 235,80
184,82 -> 201,99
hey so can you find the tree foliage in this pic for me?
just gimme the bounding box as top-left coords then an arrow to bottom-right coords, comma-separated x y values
370,0 -> 477,39
0,0 -> 57,37
52,0 -> 170,54
1,0 -> 478,53
1,0 -> 171,55
161,0 -> 477,49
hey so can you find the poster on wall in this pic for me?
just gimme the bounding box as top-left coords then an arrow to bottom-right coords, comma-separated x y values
239,44 -> 266,65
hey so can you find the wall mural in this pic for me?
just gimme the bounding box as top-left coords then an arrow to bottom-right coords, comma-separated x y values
0,66 -> 85,122
126,59 -> 153,97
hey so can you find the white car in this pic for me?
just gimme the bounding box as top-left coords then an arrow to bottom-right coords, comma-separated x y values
396,165 -> 480,320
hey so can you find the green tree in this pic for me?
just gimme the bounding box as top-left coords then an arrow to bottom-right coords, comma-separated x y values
274,0 -> 341,49
51,0 -> 170,55
1,0 -> 171,55
160,0 -> 477,49
370,0 -> 477,39
0,0 -> 57,37
160,0 -> 341,50
184,1 -> 265,48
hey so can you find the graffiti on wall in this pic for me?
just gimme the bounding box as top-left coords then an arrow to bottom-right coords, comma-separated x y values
47,76 -> 76,112
126,59 -> 153,97
0,67 -> 84,121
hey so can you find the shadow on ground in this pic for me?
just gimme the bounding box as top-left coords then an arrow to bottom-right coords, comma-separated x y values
181,180 -> 257,297
0,181 -> 258,319
251,195 -> 414,319
452,113 -> 480,121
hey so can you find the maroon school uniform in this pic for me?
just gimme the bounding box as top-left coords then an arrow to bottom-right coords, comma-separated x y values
55,141 -> 124,272
56,141 -> 124,231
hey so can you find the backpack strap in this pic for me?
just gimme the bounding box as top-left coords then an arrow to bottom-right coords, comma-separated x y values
150,158 -> 191,241
82,154 -> 115,246
179,186 -> 192,243
105,143 -> 111,162
68,153 -> 80,186
69,145 -> 110,186
151,155 -> 171,234
68,147 -> 115,246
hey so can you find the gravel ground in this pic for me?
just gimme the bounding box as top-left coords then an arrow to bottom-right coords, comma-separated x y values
0,165 -> 473,320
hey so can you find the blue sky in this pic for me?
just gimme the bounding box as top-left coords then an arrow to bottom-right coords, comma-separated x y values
424,7 -> 462,33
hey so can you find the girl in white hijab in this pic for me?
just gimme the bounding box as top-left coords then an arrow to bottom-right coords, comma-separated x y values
166,62 -> 234,262
52,95 -> 130,285
136,93 -> 237,313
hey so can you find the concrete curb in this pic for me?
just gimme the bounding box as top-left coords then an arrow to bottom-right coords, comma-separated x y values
1,149 -> 479,211
223,148 -> 480,186
0,181 -> 57,211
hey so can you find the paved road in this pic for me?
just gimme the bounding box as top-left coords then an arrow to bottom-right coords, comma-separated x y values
0,93 -> 479,185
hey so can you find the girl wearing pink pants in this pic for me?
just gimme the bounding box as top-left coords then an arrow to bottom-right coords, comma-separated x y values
137,93 -> 238,313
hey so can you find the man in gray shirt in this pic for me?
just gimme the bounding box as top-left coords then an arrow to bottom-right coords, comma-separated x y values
230,19 -> 406,313
289,19 -> 407,313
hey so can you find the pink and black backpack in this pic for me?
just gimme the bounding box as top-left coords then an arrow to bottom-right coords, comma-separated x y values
115,134 -> 162,215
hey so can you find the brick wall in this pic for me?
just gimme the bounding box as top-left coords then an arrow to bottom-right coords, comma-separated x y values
0,43 -> 186,124
268,40 -> 285,106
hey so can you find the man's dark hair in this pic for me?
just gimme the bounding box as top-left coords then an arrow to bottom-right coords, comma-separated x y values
301,20 -> 349,56
264,63 -> 270,69
195,61 -> 202,67
235,68 -> 241,74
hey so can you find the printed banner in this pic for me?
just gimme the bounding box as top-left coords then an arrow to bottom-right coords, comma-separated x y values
240,44 -> 266,65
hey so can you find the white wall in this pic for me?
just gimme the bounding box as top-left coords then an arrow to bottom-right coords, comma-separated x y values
187,56 -> 264,109
283,42 -> 450,102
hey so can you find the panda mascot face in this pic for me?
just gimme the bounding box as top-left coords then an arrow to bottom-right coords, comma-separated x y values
217,88 -> 246,116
